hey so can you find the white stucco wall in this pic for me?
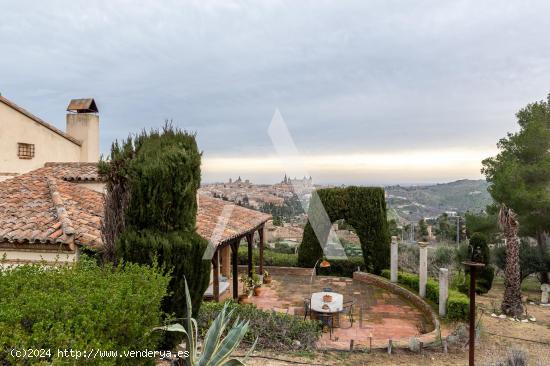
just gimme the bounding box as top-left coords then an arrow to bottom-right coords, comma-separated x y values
0,248 -> 76,266
0,102 -> 82,176
66,113 -> 99,162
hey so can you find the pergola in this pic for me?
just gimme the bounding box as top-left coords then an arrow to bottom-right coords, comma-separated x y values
197,195 -> 271,302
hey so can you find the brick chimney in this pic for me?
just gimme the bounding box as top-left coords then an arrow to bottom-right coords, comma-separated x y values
66,98 -> 99,162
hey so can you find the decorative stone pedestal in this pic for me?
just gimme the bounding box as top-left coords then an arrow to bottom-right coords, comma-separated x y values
390,236 -> 398,283
439,268 -> 448,316
418,242 -> 428,298
541,283 -> 550,304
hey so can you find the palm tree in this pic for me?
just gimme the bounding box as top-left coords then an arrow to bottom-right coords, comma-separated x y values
498,204 -> 523,317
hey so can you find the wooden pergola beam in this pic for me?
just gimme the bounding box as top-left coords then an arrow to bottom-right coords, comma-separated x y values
246,233 -> 254,278
231,240 -> 240,300
259,224 -> 265,275
212,250 -> 220,302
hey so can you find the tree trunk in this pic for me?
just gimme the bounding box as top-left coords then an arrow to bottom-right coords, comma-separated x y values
499,206 -> 524,317
536,230 -> 549,284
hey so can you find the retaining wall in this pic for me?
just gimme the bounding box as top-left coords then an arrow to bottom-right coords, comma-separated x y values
353,271 -> 440,338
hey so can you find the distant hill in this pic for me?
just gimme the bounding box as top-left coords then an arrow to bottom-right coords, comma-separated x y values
385,179 -> 492,223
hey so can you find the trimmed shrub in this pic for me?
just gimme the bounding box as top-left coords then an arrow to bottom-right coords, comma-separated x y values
0,258 -> 170,365
116,229 -> 210,317
272,241 -> 296,254
238,247 -> 364,277
458,233 -> 495,294
468,232 -> 494,294
298,187 -> 390,274
198,301 -> 321,350
317,257 -> 365,277
381,269 -> 469,321
124,128 -> 201,232
102,126 -> 211,348
447,292 -> 469,321
238,246 -> 298,267
103,126 -> 211,318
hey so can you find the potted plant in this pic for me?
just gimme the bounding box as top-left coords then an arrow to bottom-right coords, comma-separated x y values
263,270 -> 272,284
239,275 -> 254,304
252,273 -> 263,296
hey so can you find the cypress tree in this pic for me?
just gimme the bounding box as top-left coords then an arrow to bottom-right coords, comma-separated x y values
101,125 -> 211,333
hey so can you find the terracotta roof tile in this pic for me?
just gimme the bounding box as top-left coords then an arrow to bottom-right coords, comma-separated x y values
0,165 -> 270,250
0,168 -> 103,248
43,162 -> 102,182
197,195 -> 271,246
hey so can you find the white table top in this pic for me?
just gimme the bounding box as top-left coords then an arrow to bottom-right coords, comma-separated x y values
310,291 -> 343,313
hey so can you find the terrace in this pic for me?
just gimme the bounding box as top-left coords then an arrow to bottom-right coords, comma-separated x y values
230,266 -> 436,350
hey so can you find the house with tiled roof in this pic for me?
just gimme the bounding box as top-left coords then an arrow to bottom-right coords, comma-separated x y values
0,95 -> 100,182
0,163 -> 270,301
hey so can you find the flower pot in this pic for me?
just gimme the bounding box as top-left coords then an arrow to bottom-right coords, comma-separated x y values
323,294 -> 333,303
239,294 -> 252,304
253,287 -> 263,296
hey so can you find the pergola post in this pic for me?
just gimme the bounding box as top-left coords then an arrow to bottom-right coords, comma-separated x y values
258,225 -> 265,275
221,245 -> 231,278
246,233 -> 254,278
231,241 -> 239,300
212,250 -> 220,302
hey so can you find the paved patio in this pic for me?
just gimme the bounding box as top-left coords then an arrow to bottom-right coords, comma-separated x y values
248,272 -> 431,349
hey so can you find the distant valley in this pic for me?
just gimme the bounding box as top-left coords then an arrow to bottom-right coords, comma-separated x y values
385,179 -> 492,223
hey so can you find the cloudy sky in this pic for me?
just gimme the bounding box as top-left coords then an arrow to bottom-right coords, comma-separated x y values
1,0 -> 550,184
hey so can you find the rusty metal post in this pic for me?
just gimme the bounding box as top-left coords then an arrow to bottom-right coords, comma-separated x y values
468,266 -> 477,366
463,261 -> 484,366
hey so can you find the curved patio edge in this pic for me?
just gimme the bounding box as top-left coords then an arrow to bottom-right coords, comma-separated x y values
353,271 -> 441,345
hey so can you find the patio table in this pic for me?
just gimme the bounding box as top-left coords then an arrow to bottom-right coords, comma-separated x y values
310,291 -> 343,328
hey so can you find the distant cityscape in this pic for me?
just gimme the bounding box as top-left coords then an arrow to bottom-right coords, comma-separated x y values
200,175 -> 492,250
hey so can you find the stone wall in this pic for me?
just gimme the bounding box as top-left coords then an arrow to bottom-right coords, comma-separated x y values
353,271 -> 439,335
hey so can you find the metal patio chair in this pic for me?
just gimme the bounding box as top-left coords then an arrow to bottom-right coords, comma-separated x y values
341,299 -> 356,328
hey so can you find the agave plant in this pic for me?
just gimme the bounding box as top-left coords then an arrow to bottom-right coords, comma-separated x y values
155,279 -> 255,366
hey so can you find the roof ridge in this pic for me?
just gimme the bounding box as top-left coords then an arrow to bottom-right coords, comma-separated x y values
0,95 -> 82,146
46,176 -> 76,249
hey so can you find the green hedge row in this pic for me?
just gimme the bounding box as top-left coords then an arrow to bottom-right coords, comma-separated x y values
381,270 -> 469,321
237,247 -> 365,277
316,256 -> 365,277
198,301 -> 321,350
237,246 -> 298,267
0,258 -> 170,365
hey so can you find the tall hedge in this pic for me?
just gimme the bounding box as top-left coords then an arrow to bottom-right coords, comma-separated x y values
298,187 -> 390,274
101,125 -> 211,328
116,229 -> 210,317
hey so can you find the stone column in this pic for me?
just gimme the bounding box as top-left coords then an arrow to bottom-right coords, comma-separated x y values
439,268 -> 449,316
541,284 -> 550,304
390,236 -> 398,283
418,242 -> 429,298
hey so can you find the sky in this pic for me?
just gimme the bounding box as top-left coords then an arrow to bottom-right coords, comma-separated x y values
1,0 -> 550,185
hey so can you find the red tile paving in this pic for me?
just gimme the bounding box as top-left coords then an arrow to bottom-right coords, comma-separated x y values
247,273 -> 431,350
